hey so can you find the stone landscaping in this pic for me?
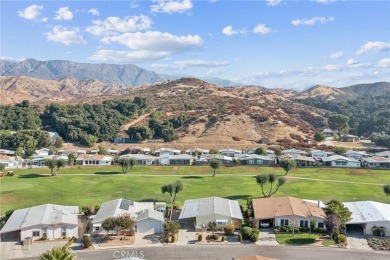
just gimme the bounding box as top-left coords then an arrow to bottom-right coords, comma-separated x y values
367,237 -> 390,251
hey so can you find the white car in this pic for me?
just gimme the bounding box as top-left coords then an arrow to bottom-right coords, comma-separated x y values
260,222 -> 270,228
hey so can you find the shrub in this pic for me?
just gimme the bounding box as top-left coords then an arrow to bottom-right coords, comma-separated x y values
224,225 -> 235,236
294,227 -> 300,233
171,234 -> 176,243
207,221 -> 217,231
198,234 -> 202,242
299,227 -> 309,232
206,233 -> 219,241
39,236 -> 48,241
338,234 -> 346,243
221,235 -> 225,242
250,232 -> 259,242
241,226 -> 253,239
238,234 -> 242,242
274,228 -> 279,234
82,235 -> 92,248
371,226 -> 386,236
318,227 -> 325,233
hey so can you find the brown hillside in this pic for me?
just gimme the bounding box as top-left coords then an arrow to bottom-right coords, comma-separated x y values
294,85 -> 351,101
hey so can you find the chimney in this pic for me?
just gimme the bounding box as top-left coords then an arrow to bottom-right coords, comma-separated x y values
318,200 -> 320,208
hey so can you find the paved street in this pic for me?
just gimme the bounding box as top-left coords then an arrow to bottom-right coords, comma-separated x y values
73,245 -> 390,260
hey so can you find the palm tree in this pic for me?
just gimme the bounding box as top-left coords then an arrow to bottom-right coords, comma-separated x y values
209,159 -> 220,177
39,247 -> 76,260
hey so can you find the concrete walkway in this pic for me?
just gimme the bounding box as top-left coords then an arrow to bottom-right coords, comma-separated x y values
257,228 -> 279,246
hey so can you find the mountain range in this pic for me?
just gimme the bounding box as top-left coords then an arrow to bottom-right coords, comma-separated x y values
0,59 -> 240,87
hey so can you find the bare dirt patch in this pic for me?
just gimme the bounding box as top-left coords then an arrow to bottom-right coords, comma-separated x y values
94,235 -> 135,247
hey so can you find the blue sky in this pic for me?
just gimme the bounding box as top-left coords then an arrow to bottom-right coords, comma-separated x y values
1,0 -> 389,89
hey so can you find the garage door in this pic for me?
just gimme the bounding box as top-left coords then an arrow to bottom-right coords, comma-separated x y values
137,220 -> 162,234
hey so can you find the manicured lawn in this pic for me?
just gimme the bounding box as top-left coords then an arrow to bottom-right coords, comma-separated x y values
276,233 -> 320,245
322,239 -> 336,246
0,166 -> 389,215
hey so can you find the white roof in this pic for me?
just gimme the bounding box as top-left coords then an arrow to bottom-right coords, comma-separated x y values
282,149 -> 306,154
321,155 -> 359,163
345,150 -> 367,155
237,154 -> 274,161
343,201 -> 390,224
0,204 -> 78,234
136,209 -> 164,222
179,196 -> 243,220
303,199 -> 326,208
119,154 -> 156,161
219,149 -> 242,154
376,151 -> 390,157
92,198 -> 154,224
168,154 -> 194,160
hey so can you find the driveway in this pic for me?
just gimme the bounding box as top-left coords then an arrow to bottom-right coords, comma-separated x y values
0,239 -> 69,259
176,229 -> 198,245
257,228 -> 279,246
346,233 -> 372,251
133,233 -> 163,247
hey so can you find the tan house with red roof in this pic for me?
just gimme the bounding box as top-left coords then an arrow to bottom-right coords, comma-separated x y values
252,196 -> 326,229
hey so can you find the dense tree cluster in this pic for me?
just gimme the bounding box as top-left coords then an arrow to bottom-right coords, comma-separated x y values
0,101 -> 41,131
295,94 -> 390,136
371,132 -> 390,148
41,98 -> 147,142
0,130 -> 51,157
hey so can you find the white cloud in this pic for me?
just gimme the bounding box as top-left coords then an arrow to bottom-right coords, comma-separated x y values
55,7 -> 73,21
131,1 -> 140,9
150,0 -> 193,14
88,8 -> 100,16
152,59 -> 230,70
329,51 -> 344,59
266,0 -> 282,6
222,26 -> 237,36
314,0 -> 336,4
346,58 -> 359,65
291,16 -> 335,26
90,31 -> 203,62
253,24 -> 272,34
86,15 -> 152,36
17,5 -> 43,20
323,64 -> 339,71
222,25 -> 246,36
378,58 -> 390,68
41,17 -> 48,22
46,26 -> 86,46
356,41 -> 390,55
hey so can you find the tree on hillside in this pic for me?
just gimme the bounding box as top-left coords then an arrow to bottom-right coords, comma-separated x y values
314,131 -> 326,142
328,114 -> 349,134
325,200 -> 352,229
162,180 -> 183,220
384,184 -> 390,196
98,144 -> 108,155
118,158 -> 132,174
54,136 -> 63,149
127,126 -> 153,141
324,214 -> 340,241
256,173 -> 286,197
46,159 -> 57,176
254,147 -> 266,155
332,146 -> 347,155
279,159 -> 296,175
116,213 -> 135,239
102,217 -> 117,236
209,149 -> 219,154
209,159 -> 220,177
80,134 -> 98,148
39,247 -> 76,260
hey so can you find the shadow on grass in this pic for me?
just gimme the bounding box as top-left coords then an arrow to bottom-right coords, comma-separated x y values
18,173 -> 50,178
224,195 -> 251,201
181,176 -> 203,179
94,171 -> 122,175
286,238 -> 316,245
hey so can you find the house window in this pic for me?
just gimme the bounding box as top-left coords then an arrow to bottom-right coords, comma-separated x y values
32,231 -> 40,237
62,226 -> 67,237
248,160 -> 254,165
95,227 -> 100,231
318,222 -> 325,228
300,220 -> 309,228
42,228 -> 47,238
280,219 -> 289,226
257,160 -> 263,165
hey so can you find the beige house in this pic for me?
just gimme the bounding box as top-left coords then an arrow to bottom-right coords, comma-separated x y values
179,197 -> 243,229
252,196 -> 326,229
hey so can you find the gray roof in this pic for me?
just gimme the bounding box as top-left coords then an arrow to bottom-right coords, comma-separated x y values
136,209 -> 164,222
343,201 -> 390,224
376,151 -> 390,157
321,155 -> 359,163
0,204 -> 78,234
92,198 -> 154,224
179,197 -> 243,220
238,154 -> 274,161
